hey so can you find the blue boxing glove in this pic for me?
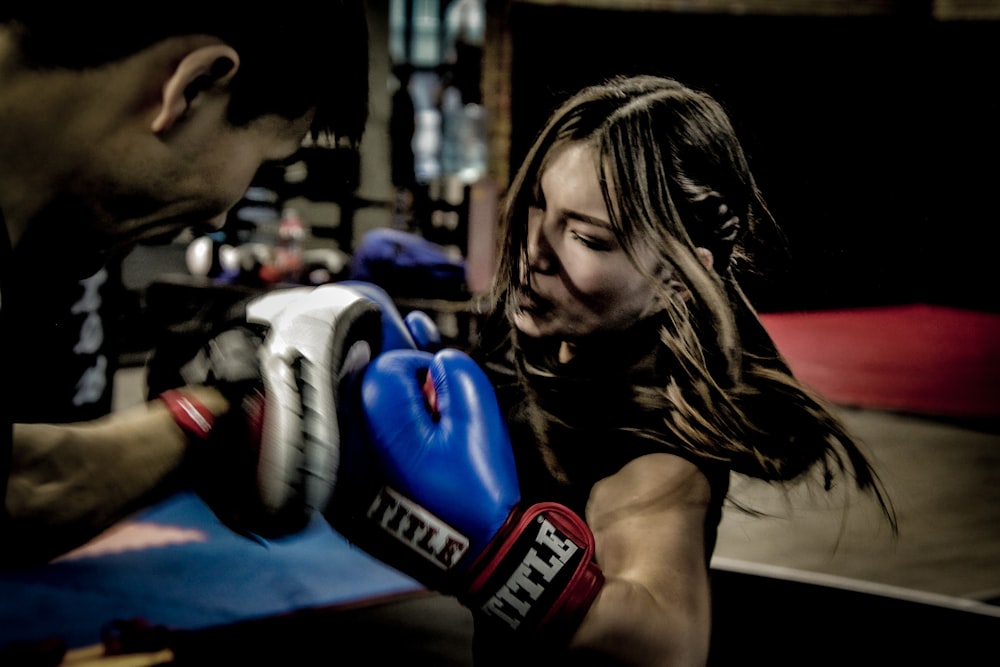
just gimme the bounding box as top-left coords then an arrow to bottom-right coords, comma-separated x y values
339,280 -> 441,353
328,348 -> 604,644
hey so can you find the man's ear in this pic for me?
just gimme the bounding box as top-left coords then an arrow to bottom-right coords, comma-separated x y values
151,44 -> 240,134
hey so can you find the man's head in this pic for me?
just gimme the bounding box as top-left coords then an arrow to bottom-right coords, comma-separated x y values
2,4 -> 370,144
0,3 -> 370,276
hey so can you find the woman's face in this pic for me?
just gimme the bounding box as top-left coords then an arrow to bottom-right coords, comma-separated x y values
513,142 -> 661,342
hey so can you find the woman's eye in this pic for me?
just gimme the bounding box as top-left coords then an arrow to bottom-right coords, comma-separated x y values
571,231 -> 611,251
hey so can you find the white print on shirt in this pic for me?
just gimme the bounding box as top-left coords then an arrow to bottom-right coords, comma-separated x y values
71,268 -> 108,407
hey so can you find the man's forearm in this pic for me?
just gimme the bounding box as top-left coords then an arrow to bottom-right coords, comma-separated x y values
2,388 -> 226,568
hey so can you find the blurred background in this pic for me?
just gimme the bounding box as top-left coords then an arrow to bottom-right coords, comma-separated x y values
95,0 -> 1000,376
92,0 -> 999,363
27,0 -> 1000,423
7,1 -> 1000,663
106,0 -> 1000,606
123,0 -> 1000,620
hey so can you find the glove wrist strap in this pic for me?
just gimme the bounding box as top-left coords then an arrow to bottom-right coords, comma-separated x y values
462,502 -> 604,644
160,390 -> 215,441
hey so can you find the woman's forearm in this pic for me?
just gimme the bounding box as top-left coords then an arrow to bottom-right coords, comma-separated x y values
570,570 -> 711,666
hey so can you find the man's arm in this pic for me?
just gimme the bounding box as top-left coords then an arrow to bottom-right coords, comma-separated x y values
2,386 -> 229,569
572,452 -> 715,666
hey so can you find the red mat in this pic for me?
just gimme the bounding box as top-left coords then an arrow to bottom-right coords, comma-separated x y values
760,304 -> 1000,419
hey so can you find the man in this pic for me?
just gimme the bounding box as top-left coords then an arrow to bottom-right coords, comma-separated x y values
0,3 -> 370,569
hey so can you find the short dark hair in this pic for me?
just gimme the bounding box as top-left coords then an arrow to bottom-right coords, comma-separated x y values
1,2 -> 370,146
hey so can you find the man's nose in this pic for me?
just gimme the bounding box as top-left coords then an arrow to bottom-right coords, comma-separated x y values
205,212 -> 229,231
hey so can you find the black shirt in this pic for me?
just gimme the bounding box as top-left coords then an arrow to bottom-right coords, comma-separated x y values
479,316 -> 729,537
471,317 -> 730,663
0,207 -> 12,524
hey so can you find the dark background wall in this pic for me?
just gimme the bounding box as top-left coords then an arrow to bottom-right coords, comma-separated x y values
508,5 -> 1000,313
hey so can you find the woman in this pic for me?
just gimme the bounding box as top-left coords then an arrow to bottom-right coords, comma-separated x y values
466,74 -> 897,665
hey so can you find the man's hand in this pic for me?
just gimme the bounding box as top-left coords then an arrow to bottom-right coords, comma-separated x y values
147,285 -> 382,538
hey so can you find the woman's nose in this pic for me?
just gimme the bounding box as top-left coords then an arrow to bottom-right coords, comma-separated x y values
526,213 -> 556,274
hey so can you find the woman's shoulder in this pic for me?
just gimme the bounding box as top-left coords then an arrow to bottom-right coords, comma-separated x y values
585,451 -> 730,563
588,452 -> 715,517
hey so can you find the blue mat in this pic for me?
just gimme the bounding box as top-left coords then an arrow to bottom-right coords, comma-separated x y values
0,491 -> 423,650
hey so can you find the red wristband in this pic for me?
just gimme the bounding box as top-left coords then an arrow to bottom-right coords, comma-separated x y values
160,390 -> 215,440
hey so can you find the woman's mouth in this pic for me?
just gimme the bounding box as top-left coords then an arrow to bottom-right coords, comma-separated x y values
517,285 -> 551,314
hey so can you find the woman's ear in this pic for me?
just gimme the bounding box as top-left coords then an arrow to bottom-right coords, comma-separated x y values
663,247 -> 714,304
151,44 -> 240,134
695,246 -> 714,271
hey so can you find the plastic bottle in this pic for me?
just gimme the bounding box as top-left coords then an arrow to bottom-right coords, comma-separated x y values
274,206 -> 305,283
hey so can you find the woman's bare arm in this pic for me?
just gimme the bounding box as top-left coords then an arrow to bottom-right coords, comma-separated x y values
570,452 -> 715,666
